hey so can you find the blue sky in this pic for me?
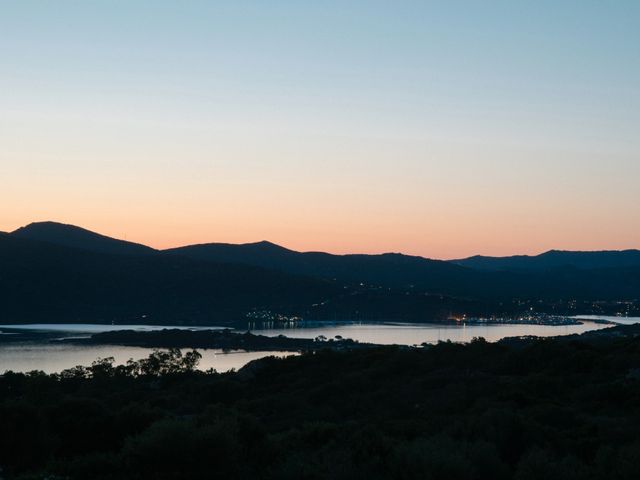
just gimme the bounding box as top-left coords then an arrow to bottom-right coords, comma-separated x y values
1,1 -> 639,257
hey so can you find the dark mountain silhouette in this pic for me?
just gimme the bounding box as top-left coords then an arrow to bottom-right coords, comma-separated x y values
10,221 -> 157,256
2,222 -> 640,324
164,241 -> 640,300
0,234 -> 337,324
452,249 -> 640,271
165,241 -> 474,290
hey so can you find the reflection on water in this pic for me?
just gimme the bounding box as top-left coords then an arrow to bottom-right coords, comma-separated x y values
0,317 -> 630,374
573,315 -> 640,326
0,342 -> 294,374
0,324 -> 222,334
249,320 -> 613,345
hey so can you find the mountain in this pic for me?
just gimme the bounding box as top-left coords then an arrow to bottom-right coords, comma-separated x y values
168,241 -> 640,301
10,221 -> 157,256
0,234 -> 337,324
452,249 -> 640,271
165,242 -> 474,291
2,222 -> 640,324
0,228 -> 501,324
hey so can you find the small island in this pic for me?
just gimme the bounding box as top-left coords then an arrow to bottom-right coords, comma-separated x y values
64,328 -> 382,352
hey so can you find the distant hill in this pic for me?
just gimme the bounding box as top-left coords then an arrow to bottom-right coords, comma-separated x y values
452,249 -> 640,271
11,221 -> 157,256
166,241 -> 640,303
0,234 -> 337,324
2,222 -> 640,324
165,241 -> 474,290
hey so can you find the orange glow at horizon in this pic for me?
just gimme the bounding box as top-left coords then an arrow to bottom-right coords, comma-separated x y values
3,142 -> 639,260
2,207 -> 639,260
2,2 -> 639,261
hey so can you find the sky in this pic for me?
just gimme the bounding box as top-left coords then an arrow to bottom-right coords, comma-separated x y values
1,1 -> 639,259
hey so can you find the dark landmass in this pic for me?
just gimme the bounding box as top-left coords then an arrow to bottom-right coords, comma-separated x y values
0,233 -> 336,325
0,328 -> 70,344
62,316 -> 593,352
65,328 -> 376,352
167,238 -> 640,301
452,249 -> 640,271
11,221 -> 157,256
2,324 -> 640,479
1,221 -> 639,325
166,240 -> 475,291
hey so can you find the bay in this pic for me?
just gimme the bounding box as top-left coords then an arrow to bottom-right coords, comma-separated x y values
2,317 -> 636,373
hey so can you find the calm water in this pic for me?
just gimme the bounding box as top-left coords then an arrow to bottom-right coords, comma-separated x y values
573,315 -> 640,326
248,319 -> 617,345
0,323 -> 224,334
0,323 -> 294,374
2,317 -> 637,374
0,342 -> 294,374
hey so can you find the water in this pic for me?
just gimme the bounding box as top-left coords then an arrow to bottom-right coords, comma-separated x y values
0,323 -> 223,334
0,323 -> 295,374
0,319 -> 621,373
248,320 -> 613,345
573,315 -> 640,326
0,342 -> 294,374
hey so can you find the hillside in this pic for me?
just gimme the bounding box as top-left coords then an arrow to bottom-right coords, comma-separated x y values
3,326 -> 640,479
166,241 -> 640,302
0,234 -> 337,324
452,249 -> 640,271
166,241 -> 479,290
11,221 -> 157,256
2,222 -> 639,324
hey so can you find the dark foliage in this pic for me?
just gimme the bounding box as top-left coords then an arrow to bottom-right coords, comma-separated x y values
2,330 -> 640,479
73,328 -> 373,351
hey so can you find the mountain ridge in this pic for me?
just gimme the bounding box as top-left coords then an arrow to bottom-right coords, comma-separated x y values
165,240 -> 469,290
8,221 -> 639,268
2,221 -> 639,325
11,221 -> 157,256
0,232 -> 337,324
452,249 -> 640,271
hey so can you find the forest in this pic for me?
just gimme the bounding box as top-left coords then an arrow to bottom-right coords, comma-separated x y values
1,326 -> 640,479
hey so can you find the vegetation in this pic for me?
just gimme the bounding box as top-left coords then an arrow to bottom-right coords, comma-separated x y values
68,328 -> 375,352
2,326 -> 640,479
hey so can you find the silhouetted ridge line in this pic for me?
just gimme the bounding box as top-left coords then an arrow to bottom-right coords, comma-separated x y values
452,249 -> 640,271
165,240 -> 469,289
2,221 -> 640,325
0,233 -> 336,324
11,221 -> 157,256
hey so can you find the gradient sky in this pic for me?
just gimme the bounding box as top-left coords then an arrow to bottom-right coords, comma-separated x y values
2,1 -> 639,259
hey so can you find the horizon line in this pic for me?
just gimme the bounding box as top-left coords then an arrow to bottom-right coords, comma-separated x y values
3,220 -> 639,261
